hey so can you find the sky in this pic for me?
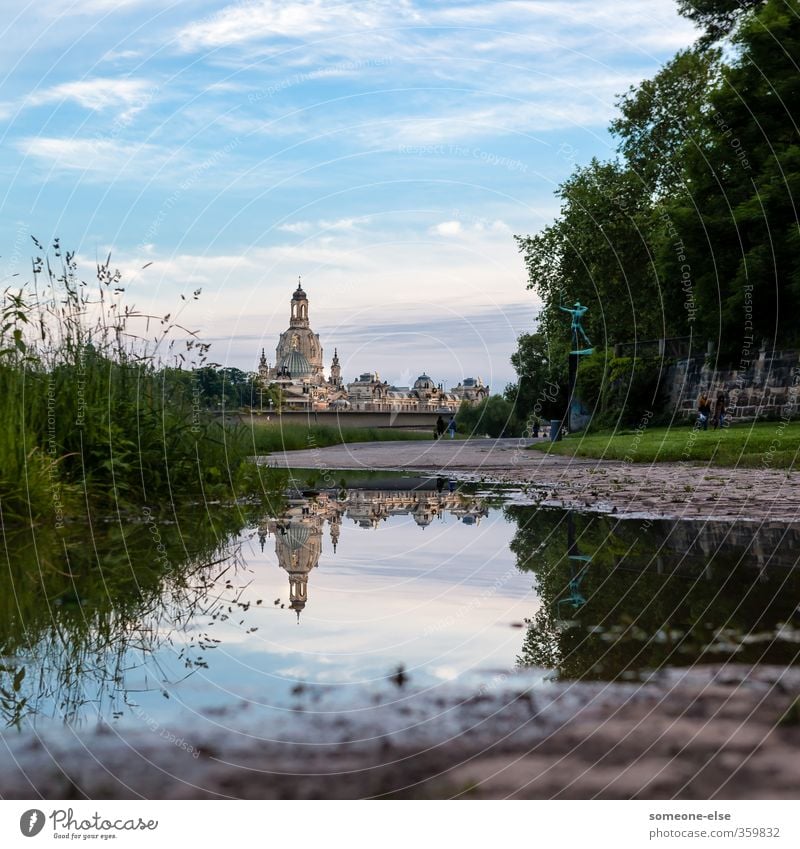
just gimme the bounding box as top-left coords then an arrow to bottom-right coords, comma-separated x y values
0,0 -> 698,390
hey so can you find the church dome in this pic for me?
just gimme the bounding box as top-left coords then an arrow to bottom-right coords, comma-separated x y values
280,349 -> 312,378
414,373 -> 434,390
293,284 -> 307,300
284,523 -> 310,551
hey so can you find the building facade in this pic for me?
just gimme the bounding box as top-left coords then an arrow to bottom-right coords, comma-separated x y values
258,282 -> 488,413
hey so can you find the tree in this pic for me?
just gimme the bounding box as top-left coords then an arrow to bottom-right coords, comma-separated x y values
677,0 -> 766,43
663,0 -> 800,354
505,331 -> 565,426
611,47 -> 720,198
456,395 -> 517,438
516,159 -> 664,350
513,0 -> 800,371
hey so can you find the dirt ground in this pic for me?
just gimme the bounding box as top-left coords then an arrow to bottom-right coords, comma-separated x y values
261,437 -> 800,522
1,666 -> 797,799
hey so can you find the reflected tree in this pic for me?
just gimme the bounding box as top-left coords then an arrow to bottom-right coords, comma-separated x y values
508,506 -> 800,681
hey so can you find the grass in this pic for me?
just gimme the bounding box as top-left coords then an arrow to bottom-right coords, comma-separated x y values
245,421 -> 440,453
529,420 -> 800,468
0,239 -> 282,523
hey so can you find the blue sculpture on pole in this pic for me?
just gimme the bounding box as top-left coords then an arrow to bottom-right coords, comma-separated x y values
559,301 -> 593,355
560,298 -> 593,433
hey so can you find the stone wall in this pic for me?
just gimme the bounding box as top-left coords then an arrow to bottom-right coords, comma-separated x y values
667,348 -> 800,420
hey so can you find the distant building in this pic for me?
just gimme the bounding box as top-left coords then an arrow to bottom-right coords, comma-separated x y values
258,281 -> 488,412
451,376 -> 489,405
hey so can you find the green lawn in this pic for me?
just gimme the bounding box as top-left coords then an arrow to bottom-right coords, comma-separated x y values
529,420 -> 800,468
246,421 -> 440,453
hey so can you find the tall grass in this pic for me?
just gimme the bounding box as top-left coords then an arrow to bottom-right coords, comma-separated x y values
0,239 -> 281,524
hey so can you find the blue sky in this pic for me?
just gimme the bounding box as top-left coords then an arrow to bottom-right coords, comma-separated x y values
0,0 -> 697,390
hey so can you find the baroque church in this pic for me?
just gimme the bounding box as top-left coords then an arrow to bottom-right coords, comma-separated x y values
258,281 -> 489,412
259,489 -> 489,619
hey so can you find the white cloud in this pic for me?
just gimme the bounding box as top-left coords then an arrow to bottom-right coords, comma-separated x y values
431,220 -> 462,236
430,218 -> 509,238
176,0 -> 410,52
278,216 -> 368,235
277,220 -> 313,234
17,136 -> 171,175
27,77 -> 155,121
174,0 -> 694,65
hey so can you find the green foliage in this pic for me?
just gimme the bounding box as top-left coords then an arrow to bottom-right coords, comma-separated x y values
0,240 -> 278,523
509,506 -> 800,680
505,331 -> 565,426
189,365 -> 257,409
513,0 -> 800,390
611,46 -> 720,198
677,0 -> 765,43
662,0 -> 800,355
0,504 -> 257,725
516,160 -> 662,351
455,395 -> 518,438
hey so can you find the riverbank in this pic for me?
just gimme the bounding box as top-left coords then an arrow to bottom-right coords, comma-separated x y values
259,438 -> 800,522
1,665 -> 796,799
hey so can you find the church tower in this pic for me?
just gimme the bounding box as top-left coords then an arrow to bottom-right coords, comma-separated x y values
329,348 -> 342,387
275,278 -> 324,380
258,348 -> 269,383
290,279 -> 309,327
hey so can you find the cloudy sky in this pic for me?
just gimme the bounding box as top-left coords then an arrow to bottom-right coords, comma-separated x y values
0,0 -> 697,389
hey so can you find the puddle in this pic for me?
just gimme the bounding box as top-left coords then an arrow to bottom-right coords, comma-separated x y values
1,476 -> 798,736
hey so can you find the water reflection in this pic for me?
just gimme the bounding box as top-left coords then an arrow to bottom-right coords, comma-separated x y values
2,486 -> 799,731
510,507 -> 800,681
257,483 -> 490,619
0,507 -> 253,727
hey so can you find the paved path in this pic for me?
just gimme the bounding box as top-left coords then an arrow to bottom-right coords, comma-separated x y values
260,438 -> 800,522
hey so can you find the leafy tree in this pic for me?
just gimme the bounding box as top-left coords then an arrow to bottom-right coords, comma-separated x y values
677,0 -> 766,43
504,331 -> 565,426
512,0 -> 800,379
663,0 -> 800,354
508,506 -> 800,680
611,47 -> 720,198
516,160 -> 663,351
456,395 -> 518,437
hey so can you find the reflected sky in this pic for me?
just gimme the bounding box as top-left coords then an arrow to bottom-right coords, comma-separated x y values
15,486 -> 535,730
6,485 -> 800,736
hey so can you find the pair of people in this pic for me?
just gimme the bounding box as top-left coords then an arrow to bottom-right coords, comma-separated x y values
697,391 -> 727,430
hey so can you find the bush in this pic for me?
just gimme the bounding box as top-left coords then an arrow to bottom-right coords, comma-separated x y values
456,395 -> 519,437
576,349 -> 667,429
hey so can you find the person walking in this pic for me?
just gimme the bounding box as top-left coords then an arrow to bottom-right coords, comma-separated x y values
436,415 -> 446,439
447,417 -> 457,439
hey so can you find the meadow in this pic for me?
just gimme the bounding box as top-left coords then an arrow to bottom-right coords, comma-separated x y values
530,420 -> 800,468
